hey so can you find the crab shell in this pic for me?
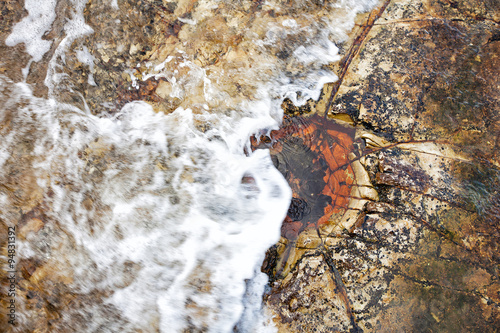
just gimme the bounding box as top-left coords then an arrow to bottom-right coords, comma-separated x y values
251,114 -> 357,241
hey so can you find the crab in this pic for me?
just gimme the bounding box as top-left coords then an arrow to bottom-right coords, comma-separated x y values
251,113 -> 379,278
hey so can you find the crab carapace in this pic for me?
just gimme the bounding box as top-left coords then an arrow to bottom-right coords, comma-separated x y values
251,114 -> 356,241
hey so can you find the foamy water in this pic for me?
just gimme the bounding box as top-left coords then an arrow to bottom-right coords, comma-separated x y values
1,0 -> 377,331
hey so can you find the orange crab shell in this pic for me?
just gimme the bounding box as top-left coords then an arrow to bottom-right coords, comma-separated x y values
251,114 -> 356,240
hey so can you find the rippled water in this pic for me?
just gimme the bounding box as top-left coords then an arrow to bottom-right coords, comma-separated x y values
1,0 -> 377,331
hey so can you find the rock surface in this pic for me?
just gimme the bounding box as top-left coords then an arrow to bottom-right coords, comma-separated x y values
263,0 -> 500,332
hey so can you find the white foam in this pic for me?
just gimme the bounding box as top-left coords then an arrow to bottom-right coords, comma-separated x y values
5,0 -> 57,63
44,0 -> 93,94
237,271 -> 278,333
178,17 -> 197,25
0,81 -> 290,330
76,46 -> 96,86
281,19 -> 298,28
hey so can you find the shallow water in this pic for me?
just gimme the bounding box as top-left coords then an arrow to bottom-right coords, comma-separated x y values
0,0 -> 378,331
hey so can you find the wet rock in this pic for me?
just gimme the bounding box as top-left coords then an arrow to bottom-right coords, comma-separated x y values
265,0 -> 500,331
266,254 -> 356,332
